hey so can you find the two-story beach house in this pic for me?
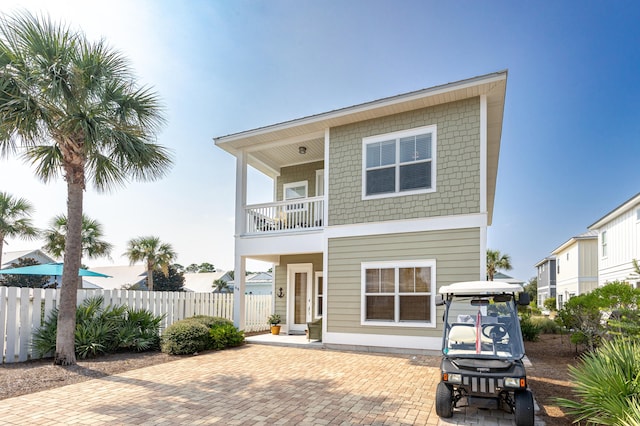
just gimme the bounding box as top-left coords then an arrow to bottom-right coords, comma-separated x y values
551,231 -> 598,308
534,256 -> 556,308
588,192 -> 640,287
214,71 -> 508,352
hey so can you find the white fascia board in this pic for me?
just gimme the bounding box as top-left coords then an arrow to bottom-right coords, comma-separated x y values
214,71 -> 507,146
589,192 -> 640,230
324,213 -> 487,239
236,231 -> 324,256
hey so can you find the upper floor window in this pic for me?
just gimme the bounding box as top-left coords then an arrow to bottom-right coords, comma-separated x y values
362,125 -> 436,200
283,181 -> 308,211
602,231 -> 608,257
636,208 -> 640,221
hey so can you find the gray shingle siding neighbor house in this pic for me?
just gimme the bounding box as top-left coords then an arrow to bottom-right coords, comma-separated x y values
215,71 -> 508,352
534,256 -> 556,308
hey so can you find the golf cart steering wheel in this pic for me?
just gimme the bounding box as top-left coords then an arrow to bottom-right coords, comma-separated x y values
482,324 -> 507,340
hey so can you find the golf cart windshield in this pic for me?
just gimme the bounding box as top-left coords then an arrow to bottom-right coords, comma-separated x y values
442,295 -> 524,360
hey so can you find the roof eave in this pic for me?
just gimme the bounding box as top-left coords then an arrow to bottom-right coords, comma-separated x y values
214,70 -> 507,149
588,192 -> 640,230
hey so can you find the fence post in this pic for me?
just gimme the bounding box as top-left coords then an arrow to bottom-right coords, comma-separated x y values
0,287 -> 6,363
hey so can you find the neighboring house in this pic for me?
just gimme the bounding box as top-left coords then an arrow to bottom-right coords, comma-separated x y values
214,71 -> 508,352
83,265 -> 147,290
588,192 -> 640,288
1,249 -> 56,269
534,256 -> 556,308
227,272 -> 273,295
551,231 -> 598,308
183,271 -> 233,293
492,272 -> 525,286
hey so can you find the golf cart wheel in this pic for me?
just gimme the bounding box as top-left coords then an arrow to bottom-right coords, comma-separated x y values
514,389 -> 534,426
435,382 -> 454,418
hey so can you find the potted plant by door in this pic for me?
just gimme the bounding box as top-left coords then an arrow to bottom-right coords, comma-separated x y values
267,314 -> 281,335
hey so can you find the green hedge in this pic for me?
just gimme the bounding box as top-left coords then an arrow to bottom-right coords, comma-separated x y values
160,315 -> 244,355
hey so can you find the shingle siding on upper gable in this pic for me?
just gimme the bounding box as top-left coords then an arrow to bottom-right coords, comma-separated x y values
328,97 -> 480,226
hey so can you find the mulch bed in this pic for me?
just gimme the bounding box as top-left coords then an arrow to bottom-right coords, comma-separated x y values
525,333 -> 581,426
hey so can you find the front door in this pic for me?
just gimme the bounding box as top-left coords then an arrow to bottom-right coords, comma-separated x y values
287,263 -> 313,333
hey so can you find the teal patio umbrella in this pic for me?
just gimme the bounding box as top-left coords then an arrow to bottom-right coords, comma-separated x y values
0,263 -> 111,278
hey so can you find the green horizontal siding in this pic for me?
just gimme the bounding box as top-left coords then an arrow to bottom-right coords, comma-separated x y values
327,228 -> 480,337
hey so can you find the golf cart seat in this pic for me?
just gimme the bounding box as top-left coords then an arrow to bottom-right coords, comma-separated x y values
448,323 -> 477,347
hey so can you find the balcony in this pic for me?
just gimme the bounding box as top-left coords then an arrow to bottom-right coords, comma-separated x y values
245,196 -> 324,235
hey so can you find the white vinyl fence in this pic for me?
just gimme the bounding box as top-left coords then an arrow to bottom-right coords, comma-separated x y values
0,287 -> 272,363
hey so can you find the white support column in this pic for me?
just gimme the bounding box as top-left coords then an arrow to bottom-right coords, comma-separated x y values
479,226 -> 487,280
233,151 -> 247,329
235,151 -> 247,236
233,255 -> 246,330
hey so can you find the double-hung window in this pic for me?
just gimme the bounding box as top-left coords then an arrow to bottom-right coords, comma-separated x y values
361,260 -> 436,327
363,125 -> 436,199
283,181 -> 308,211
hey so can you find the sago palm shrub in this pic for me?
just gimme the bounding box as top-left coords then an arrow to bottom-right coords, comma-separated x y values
32,296 -> 163,359
557,338 -> 640,425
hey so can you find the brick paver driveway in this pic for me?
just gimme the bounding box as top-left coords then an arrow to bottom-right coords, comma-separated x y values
0,344 -> 533,425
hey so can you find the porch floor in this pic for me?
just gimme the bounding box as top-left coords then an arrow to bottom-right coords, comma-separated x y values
246,332 -> 323,349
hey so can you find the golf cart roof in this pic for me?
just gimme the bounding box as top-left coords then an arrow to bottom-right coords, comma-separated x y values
439,281 -> 524,295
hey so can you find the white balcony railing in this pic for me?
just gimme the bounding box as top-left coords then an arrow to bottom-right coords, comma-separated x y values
245,196 -> 324,234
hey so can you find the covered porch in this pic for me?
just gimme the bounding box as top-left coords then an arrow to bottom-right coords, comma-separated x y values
246,332 -> 323,349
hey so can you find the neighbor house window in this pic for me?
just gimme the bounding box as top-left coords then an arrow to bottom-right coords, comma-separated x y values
362,125 -> 436,199
361,260 -> 436,327
283,181 -> 308,211
602,231 -> 608,257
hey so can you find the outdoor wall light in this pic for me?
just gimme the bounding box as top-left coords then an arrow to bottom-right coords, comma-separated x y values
298,146 -> 307,154
277,287 -> 285,298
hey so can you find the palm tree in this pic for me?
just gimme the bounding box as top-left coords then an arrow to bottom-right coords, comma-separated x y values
42,214 -> 113,279
0,13 -> 172,365
0,192 -> 39,267
486,249 -> 512,281
213,278 -> 229,293
124,236 -> 176,291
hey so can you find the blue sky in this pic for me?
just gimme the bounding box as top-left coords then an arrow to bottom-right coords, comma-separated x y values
1,0 -> 639,281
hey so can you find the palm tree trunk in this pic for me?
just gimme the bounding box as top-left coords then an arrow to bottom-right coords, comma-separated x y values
54,178 -> 84,365
147,260 -> 154,291
0,233 -> 5,269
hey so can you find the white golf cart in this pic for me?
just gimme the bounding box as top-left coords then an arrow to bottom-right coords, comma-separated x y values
435,281 -> 534,426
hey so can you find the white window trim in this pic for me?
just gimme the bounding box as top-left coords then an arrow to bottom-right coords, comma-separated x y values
315,272 -> 323,319
283,180 -> 308,211
361,125 -> 437,201
360,259 -> 436,328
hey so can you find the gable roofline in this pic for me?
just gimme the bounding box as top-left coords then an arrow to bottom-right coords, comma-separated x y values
214,70 -> 507,148
551,230 -> 598,255
534,255 -> 556,268
588,192 -> 640,230
1,249 -> 57,268
214,70 -> 508,224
